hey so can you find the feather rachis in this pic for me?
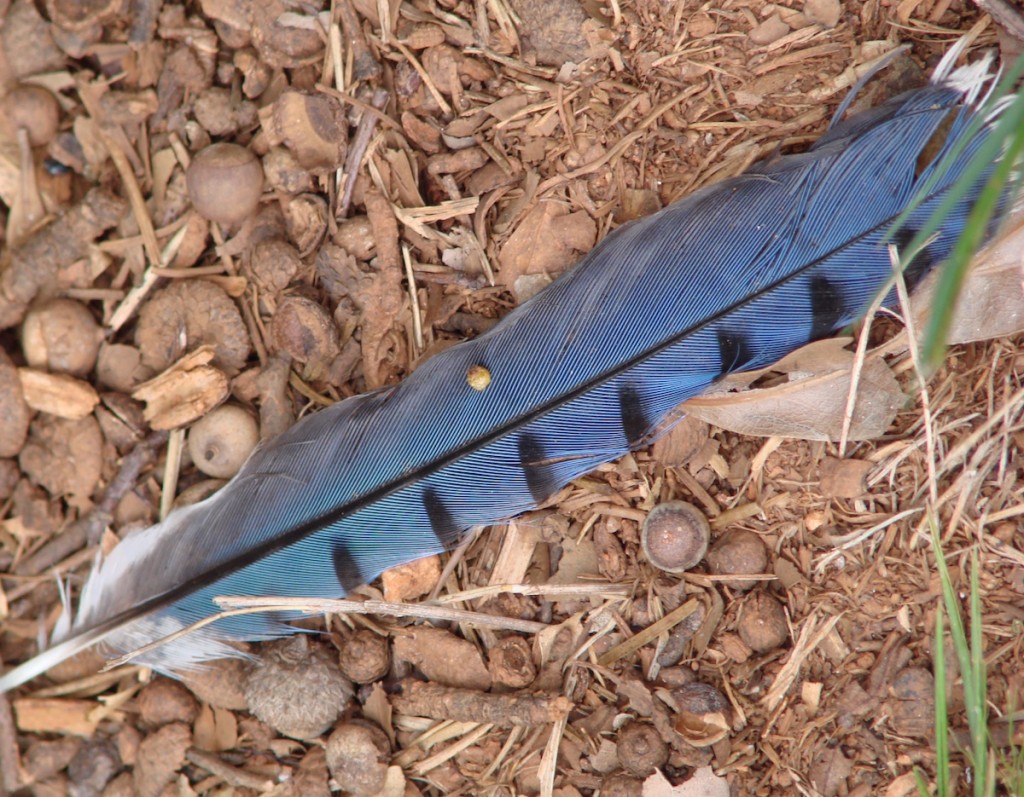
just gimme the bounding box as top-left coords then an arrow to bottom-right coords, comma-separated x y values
0,52 -> 1016,692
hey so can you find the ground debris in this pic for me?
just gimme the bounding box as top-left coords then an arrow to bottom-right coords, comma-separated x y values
0,0 -> 1017,794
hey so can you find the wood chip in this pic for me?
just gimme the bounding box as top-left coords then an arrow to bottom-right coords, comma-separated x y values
18,369 -> 100,419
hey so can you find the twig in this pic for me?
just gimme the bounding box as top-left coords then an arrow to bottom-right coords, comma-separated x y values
0,655 -> 21,793
597,598 -> 700,666
973,0 -> 1024,39
402,243 -> 423,354
159,428 -> 185,522
434,582 -> 629,604
186,748 -> 273,791
104,596 -> 549,668
338,0 -> 382,81
391,39 -> 452,115
338,88 -> 390,218
96,126 -> 162,265
215,595 -> 549,632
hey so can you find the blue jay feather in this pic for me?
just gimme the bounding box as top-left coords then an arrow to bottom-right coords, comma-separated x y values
0,46 -> 1016,691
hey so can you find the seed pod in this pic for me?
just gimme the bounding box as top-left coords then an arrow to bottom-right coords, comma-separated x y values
737,591 -> 789,653
186,143 -> 264,226
615,722 -> 667,777
338,630 -> 390,684
244,636 -> 352,739
706,529 -> 768,591
325,721 -> 390,797
672,682 -> 731,747
21,299 -> 102,376
187,405 -> 259,479
0,84 -> 60,146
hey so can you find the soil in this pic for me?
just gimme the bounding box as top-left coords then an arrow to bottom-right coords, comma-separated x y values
0,0 -> 1022,795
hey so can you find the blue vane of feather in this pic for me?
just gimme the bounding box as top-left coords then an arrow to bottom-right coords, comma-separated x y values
0,43 -> 1016,692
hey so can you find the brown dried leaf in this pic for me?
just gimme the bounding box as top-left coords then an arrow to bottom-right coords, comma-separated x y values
192,703 -> 238,752
642,767 -> 729,797
684,346 -> 903,441
499,201 -> 597,290
916,204 -> 1024,344
809,746 -> 853,797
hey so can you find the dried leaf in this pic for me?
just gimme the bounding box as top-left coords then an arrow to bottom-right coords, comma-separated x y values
917,204 -> 1024,344
642,767 -> 729,797
499,201 -> 596,290
684,349 -> 904,441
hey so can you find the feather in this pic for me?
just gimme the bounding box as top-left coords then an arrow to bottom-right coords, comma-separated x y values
0,47 -> 1016,692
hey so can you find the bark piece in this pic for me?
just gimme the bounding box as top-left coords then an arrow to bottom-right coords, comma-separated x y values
0,349 -> 31,457
132,349 -> 230,431
818,457 -> 873,499
393,627 -> 491,690
505,0 -> 590,66
18,369 -> 100,420
390,679 -> 572,727
137,679 -> 200,728
19,414 -> 103,498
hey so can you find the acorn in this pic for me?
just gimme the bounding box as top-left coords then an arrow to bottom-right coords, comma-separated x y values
21,299 -> 102,377
0,84 -> 60,146
736,591 -> 789,653
187,404 -> 259,479
186,143 -> 264,226
671,682 -> 731,747
615,722 -> 668,777
706,529 -> 768,591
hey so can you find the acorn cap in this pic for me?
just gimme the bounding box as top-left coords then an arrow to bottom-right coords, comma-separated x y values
641,501 -> 710,573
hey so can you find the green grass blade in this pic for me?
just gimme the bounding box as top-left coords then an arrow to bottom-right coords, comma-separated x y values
934,604 -> 950,797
